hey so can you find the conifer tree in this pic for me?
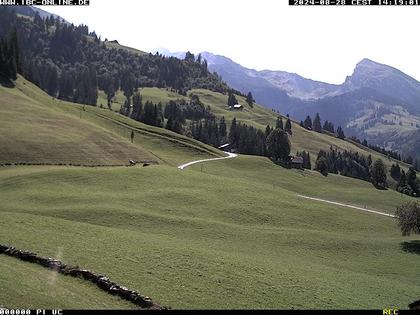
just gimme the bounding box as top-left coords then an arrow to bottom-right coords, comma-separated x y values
131,92 -> 143,121
227,92 -> 238,107
246,91 -> 254,107
266,129 -> 290,162
371,159 -> 387,188
219,116 -> 227,141
303,116 -> 312,130
407,167 -> 419,195
276,117 -> 284,130
336,126 -> 345,139
313,113 -> 322,133
229,118 -> 238,146
285,118 -> 292,135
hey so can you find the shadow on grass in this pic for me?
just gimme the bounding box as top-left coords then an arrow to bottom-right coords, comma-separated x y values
401,240 -> 420,255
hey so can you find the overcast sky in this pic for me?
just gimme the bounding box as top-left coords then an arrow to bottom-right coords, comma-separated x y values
38,0 -> 420,84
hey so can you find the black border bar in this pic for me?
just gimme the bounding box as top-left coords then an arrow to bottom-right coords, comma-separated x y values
289,0 -> 420,5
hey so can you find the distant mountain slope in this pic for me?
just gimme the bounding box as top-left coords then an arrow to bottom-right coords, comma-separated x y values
159,49 -> 420,157
287,59 -> 420,154
341,58 -> 420,115
258,69 -> 341,100
200,52 -> 293,109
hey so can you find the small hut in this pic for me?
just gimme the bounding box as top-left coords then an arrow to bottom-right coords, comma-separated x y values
290,156 -> 304,169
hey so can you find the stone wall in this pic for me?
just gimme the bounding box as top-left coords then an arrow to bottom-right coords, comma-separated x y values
0,244 -> 167,310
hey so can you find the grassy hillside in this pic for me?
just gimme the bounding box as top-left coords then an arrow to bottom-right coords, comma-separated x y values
104,40 -> 147,56
189,155 -> 413,213
0,76 -> 222,166
189,89 -> 411,171
0,255 -> 136,309
0,80 -> 155,165
1,76 -> 418,309
99,86 -> 410,175
0,162 -> 419,309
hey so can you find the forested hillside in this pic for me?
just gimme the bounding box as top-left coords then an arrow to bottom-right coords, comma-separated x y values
0,7 -> 234,106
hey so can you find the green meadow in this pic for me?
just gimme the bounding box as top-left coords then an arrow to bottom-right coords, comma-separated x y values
0,255 -> 135,309
0,77 -> 419,309
0,161 -> 419,309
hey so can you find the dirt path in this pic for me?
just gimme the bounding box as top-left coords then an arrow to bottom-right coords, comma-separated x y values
178,152 -> 238,170
177,154 -> 395,219
297,194 -> 396,218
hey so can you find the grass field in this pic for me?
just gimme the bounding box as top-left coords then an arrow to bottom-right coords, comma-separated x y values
1,77 -> 419,309
0,255 -> 136,309
0,77 -> 222,166
0,161 -> 419,309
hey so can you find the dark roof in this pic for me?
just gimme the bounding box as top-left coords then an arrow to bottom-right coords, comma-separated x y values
291,156 -> 304,164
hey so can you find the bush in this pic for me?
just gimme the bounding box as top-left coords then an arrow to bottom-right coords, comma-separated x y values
395,202 -> 420,236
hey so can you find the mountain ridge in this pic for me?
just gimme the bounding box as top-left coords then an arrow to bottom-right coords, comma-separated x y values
158,49 -> 420,157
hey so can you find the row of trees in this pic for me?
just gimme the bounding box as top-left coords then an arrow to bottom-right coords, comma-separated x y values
190,117 -> 227,148
0,27 -> 20,81
119,92 -> 164,128
390,164 -> 419,197
351,137 -> 403,162
314,147 -> 388,188
300,111 -> 416,165
300,113 -> 345,139
188,116 -> 292,161
230,118 -> 270,157
275,116 -> 292,135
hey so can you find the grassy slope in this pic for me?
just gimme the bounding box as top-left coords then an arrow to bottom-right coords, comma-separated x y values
101,86 -> 409,174
1,78 -> 418,309
189,155 -> 414,213
0,80 -> 155,165
189,89 -> 411,171
0,255 -> 136,309
104,41 -> 147,56
0,163 -> 419,309
0,77 -> 222,166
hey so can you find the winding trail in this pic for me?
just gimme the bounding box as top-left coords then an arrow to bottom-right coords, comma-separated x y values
297,194 -> 396,218
178,152 -> 238,170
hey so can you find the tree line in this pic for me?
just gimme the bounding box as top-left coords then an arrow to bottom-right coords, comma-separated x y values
301,111 -> 416,166
0,27 -> 20,81
300,113 -> 345,139
390,163 -> 419,197
314,146 -> 419,193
